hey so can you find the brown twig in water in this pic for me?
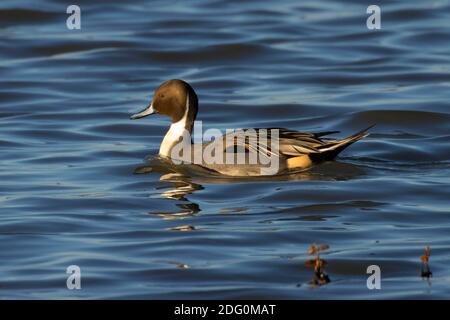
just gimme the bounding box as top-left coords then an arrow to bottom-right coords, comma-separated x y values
421,245 -> 432,278
306,243 -> 331,286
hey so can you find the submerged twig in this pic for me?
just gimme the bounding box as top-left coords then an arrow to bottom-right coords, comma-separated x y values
420,245 -> 432,278
305,243 -> 331,286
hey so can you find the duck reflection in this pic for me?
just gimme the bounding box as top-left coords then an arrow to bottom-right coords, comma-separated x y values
133,156 -> 367,220
152,173 -> 202,219
157,173 -> 204,201
134,157 -> 203,220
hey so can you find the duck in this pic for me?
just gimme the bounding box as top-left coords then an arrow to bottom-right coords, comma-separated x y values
131,79 -> 373,177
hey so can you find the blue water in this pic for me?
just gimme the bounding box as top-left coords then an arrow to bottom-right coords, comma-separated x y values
1,0 -> 449,299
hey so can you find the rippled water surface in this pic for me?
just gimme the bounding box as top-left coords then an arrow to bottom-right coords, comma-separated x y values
1,0 -> 450,299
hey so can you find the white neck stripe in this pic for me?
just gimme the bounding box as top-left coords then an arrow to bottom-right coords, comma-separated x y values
159,93 -> 191,157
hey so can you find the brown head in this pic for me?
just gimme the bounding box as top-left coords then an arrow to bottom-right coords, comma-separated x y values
131,79 -> 198,130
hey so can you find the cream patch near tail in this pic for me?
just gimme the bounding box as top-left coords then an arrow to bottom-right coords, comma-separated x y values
286,155 -> 313,170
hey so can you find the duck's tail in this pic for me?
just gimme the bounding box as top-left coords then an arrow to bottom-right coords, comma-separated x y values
310,124 -> 375,162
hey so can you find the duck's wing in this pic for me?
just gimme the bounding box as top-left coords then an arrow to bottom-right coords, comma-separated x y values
202,128 -> 332,160
274,128 -> 332,156
202,128 -> 280,164
203,125 -> 373,161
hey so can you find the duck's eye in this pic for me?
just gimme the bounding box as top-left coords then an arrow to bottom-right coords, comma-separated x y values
160,94 -> 165,98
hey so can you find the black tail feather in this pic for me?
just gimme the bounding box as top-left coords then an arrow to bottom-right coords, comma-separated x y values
310,125 -> 375,162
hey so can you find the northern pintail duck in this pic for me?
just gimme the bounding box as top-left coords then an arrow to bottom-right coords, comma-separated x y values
131,79 -> 373,177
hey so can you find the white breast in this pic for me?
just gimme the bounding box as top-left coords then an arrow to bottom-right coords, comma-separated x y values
159,118 -> 189,157
159,95 -> 191,158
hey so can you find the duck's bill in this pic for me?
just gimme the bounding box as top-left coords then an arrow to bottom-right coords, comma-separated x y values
130,103 -> 157,120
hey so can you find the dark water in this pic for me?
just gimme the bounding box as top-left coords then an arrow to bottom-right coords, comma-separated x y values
1,0 -> 449,299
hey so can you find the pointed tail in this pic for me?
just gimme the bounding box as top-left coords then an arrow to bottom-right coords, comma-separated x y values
311,125 -> 375,161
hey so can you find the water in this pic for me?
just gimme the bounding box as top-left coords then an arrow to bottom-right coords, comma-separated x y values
1,0 -> 449,299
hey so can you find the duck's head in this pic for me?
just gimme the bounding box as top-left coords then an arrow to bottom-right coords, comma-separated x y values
131,79 -> 198,130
